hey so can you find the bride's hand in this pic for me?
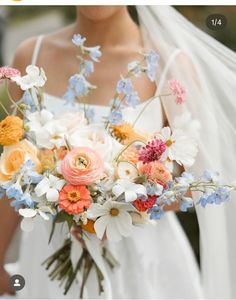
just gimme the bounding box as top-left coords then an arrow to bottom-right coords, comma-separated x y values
0,266 -> 15,296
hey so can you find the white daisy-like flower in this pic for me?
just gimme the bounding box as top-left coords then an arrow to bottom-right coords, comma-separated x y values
116,161 -> 138,181
26,109 -> 54,132
35,175 -> 65,202
157,127 -> 198,167
12,65 -> 47,91
112,179 -> 147,202
88,201 -> 135,242
172,112 -> 201,139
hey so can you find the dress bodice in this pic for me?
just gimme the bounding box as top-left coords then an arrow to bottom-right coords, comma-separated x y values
43,92 -> 164,133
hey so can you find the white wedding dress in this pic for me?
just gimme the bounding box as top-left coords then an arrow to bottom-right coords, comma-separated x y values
12,35 -> 203,299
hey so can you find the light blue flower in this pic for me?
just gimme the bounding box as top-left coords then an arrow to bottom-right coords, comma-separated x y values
108,110 -> 123,125
81,60 -> 94,76
87,46 -> 101,62
125,91 -> 140,108
69,74 -> 92,97
148,205 -> 164,220
72,34 -> 86,47
202,170 -> 220,183
22,91 -> 37,112
116,78 -> 133,95
10,192 -> 34,211
177,172 -> 195,185
180,197 -> 194,212
63,89 -> 76,105
146,182 -> 163,196
21,160 -> 43,185
85,107 -> 95,123
6,182 -> 23,200
198,187 -> 230,207
145,51 -> 159,82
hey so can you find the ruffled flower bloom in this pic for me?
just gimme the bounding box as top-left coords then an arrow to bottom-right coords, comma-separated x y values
61,147 -> 104,186
168,79 -> 186,104
0,66 -> 21,80
0,116 -> 24,146
0,139 -> 42,182
89,201 -> 135,242
12,65 -> 47,90
120,145 -> 139,164
134,196 -> 157,212
59,185 -> 91,215
138,137 -> 166,164
138,161 -> 172,184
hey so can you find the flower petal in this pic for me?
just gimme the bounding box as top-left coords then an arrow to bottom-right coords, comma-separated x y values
115,211 -> 133,237
106,218 -> 122,242
35,178 -> 50,197
19,208 -> 37,218
125,190 -> 138,202
94,215 -> 110,239
46,188 -> 59,202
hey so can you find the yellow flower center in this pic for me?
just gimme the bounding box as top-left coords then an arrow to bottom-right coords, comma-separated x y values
74,155 -> 89,170
166,139 -> 174,147
67,190 -> 81,202
110,208 -> 119,217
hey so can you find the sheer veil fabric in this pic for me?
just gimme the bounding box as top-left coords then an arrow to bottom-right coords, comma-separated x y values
137,6 -> 236,298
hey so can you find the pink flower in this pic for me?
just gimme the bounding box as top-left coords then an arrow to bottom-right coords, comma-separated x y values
61,147 -> 104,186
0,67 -> 21,80
138,138 -> 166,164
138,161 -> 172,184
168,79 -> 186,104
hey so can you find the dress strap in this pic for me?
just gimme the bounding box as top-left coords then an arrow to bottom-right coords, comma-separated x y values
31,34 -> 44,65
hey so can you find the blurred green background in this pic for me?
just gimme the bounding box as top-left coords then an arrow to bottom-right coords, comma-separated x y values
0,5 -> 236,264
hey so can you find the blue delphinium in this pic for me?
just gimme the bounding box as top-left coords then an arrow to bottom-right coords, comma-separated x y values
108,110 -> 123,125
10,192 -> 34,211
148,204 -> 164,220
81,60 -> 94,77
180,197 -> 194,212
128,61 -> 142,77
6,182 -> 23,200
125,91 -> 140,108
20,160 -> 43,185
72,34 -> 86,47
22,90 -> 37,112
116,78 -> 133,95
145,50 -> 160,82
146,182 -> 163,196
86,46 -> 102,62
198,187 -> 230,207
202,170 -> 220,183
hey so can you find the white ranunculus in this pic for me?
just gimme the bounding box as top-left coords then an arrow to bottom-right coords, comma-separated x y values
26,109 -> 54,132
12,65 -> 47,90
56,111 -> 87,133
69,124 -> 122,161
88,201 -> 135,242
112,179 -> 147,202
157,127 -> 198,168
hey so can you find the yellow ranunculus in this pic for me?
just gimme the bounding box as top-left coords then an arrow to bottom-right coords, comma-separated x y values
0,139 -> 42,182
0,116 -> 24,146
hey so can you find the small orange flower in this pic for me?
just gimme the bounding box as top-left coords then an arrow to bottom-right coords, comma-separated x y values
0,116 -> 24,146
120,145 -> 139,164
59,185 -> 91,215
81,219 -> 96,234
138,161 -> 172,184
110,123 -> 147,144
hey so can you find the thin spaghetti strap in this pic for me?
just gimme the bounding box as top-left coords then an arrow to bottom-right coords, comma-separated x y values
31,34 -> 44,66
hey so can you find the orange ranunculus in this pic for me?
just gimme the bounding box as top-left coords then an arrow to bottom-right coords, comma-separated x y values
0,139 -> 42,182
38,149 -> 55,172
59,184 -> 91,215
138,161 -> 172,184
0,116 -> 24,146
81,219 -> 96,234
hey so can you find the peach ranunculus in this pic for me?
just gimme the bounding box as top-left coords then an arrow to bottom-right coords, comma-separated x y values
138,161 -> 172,184
61,147 -> 104,186
0,116 -> 24,146
0,139 -> 42,182
59,184 -> 91,215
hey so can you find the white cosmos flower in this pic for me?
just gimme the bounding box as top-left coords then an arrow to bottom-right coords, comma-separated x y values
157,127 -> 198,168
35,121 -> 67,149
112,179 -> 147,202
172,112 -> 201,139
19,207 -> 51,232
116,161 -> 138,181
35,175 -> 65,202
88,201 -> 135,242
12,65 -> 47,90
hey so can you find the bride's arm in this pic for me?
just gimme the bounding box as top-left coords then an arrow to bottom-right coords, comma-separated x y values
0,37 -> 37,295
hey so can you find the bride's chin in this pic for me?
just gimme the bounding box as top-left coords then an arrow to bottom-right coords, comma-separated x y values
76,5 -> 126,21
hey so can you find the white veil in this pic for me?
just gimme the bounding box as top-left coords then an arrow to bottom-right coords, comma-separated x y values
137,5 -> 236,298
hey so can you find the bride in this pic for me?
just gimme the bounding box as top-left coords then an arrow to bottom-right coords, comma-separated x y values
0,5 -> 236,299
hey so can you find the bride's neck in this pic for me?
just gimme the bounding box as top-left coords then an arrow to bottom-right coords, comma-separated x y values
73,8 -> 142,48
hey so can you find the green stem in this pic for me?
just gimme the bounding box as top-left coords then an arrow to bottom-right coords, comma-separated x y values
0,101 -> 9,116
114,139 -> 146,163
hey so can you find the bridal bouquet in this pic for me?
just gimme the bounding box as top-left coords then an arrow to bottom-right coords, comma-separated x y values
0,34 -> 235,297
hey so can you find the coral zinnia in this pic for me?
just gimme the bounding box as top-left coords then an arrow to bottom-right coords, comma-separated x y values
0,116 -> 24,146
138,137 -> 166,164
59,185 -> 91,215
134,196 -> 157,212
110,123 -> 147,144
